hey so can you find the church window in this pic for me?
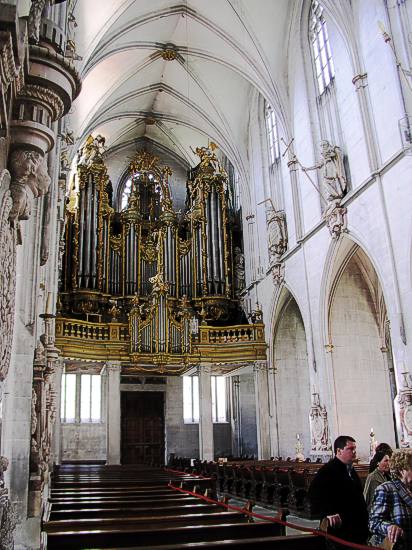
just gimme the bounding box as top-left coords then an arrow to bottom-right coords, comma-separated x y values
183,375 -> 199,423
60,373 -> 76,423
265,105 -> 280,165
60,373 -> 102,423
183,375 -> 227,423
80,374 -> 101,422
211,376 -> 227,423
310,1 -> 335,95
121,178 -> 132,210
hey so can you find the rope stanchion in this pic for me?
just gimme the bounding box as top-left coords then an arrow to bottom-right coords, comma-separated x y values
168,482 -> 382,550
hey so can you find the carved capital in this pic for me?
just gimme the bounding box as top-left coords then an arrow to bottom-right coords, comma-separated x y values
352,73 -> 368,91
253,360 -> 267,373
106,361 -> 122,375
198,363 -> 212,375
8,149 -> 50,224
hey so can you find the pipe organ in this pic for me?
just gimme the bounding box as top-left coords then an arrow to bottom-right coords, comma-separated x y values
59,137 -> 253,370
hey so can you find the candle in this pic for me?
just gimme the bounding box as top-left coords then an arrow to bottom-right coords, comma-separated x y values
46,292 -> 53,315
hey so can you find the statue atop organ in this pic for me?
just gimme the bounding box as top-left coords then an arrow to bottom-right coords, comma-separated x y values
58,139 -> 264,372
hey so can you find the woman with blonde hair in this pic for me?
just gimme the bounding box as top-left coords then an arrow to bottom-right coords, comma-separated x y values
369,449 -> 412,548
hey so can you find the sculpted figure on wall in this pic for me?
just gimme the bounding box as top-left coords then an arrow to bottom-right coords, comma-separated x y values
28,0 -> 48,43
309,391 -> 332,453
234,247 -> 245,295
265,203 -> 288,263
8,149 -> 51,225
301,140 -> 348,238
0,456 -> 15,550
303,140 -> 347,206
0,170 -> 17,384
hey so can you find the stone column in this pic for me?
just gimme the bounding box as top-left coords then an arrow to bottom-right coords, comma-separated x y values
198,364 -> 214,461
106,362 -> 121,464
230,376 -> 241,457
52,360 -> 63,465
254,361 -> 270,459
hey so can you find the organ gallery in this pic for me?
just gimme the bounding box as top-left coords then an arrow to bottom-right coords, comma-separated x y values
0,0 -> 411,547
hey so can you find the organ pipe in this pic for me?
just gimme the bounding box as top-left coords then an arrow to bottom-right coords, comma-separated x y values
61,140 -> 242,356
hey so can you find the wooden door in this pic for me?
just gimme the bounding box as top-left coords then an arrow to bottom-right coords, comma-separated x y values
121,391 -> 165,465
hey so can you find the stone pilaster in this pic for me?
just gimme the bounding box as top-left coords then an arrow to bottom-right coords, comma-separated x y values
198,364 -> 214,461
230,376 -> 241,457
106,362 -> 121,464
51,360 -> 63,466
253,361 -> 270,459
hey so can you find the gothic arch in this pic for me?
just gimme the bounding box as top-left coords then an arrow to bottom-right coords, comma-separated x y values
322,236 -> 397,458
271,286 -> 311,458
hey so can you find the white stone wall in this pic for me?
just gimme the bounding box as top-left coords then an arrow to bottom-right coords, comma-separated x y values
246,1 -> 412,460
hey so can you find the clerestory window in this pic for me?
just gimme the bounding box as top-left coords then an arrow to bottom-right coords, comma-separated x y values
310,1 -> 335,95
265,104 -> 280,165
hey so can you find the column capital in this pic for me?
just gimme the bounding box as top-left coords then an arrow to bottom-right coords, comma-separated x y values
352,73 -> 368,91
198,363 -> 212,375
105,361 -> 122,374
253,360 -> 267,373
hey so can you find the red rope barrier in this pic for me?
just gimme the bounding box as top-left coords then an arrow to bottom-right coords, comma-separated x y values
167,482 -> 382,550
164,467 -> 208,479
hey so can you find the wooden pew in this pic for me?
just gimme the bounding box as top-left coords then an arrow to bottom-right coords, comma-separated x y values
88,534 -> 325,549
46,521 -> 290,549
44,463 -> 326,550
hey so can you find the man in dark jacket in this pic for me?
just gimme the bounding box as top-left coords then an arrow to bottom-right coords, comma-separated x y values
309,435 -> 369,546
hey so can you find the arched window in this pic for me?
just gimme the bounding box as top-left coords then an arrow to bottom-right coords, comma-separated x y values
265,104 -> 280,165
120,178 -> 132,210
310,1 -> 335,95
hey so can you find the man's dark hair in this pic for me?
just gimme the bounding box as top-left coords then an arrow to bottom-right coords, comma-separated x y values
334,435 -> 355,455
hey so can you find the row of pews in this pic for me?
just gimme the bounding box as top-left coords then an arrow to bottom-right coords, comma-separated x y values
169,457 -> 370,518
42,463 -> 327,549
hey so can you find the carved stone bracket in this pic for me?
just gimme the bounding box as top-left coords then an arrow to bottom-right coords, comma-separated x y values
271,261 -> 285,286
324,202 -> 347,240
8,149 -> 51,224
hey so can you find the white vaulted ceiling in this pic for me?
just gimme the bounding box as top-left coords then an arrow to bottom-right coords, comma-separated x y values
70,0 -> 292,188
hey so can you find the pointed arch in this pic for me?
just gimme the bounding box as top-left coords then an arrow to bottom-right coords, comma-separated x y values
321,235 -> 397,457
271,286 -> 311,458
